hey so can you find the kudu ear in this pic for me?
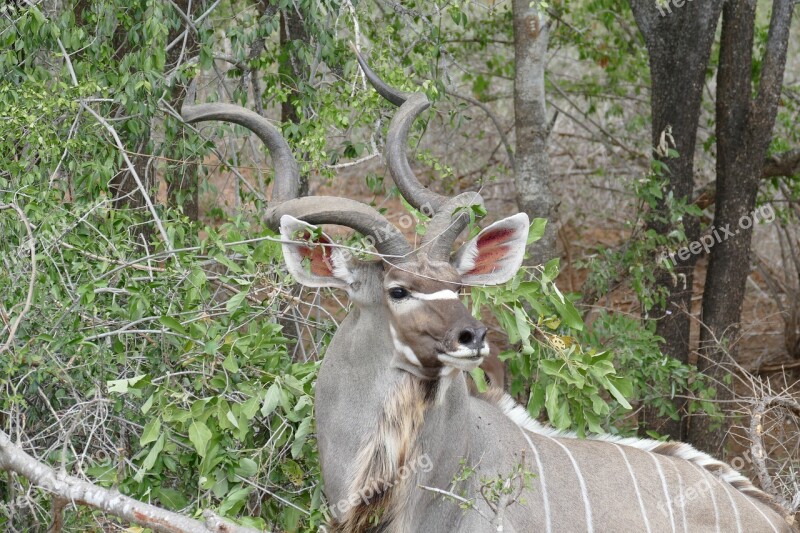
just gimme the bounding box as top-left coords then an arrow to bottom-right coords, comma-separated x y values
452,213 -> 529,286
279,215 -> 353,290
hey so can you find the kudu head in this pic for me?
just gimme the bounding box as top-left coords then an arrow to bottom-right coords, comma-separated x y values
182,52 -> 528,383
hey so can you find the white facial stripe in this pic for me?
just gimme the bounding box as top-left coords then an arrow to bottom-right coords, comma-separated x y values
389,325 -> 422,367
410,289 -> 460,301
439,367 -> 458,378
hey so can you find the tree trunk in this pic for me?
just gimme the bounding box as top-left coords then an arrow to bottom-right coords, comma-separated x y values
103,3 -> 156,245
280,7 -> 309,197
690,0 -> 794,455
166,0 -> 200,222
108,141 -> 156,245
629,0 -> 723,441
512,0 -> 554,265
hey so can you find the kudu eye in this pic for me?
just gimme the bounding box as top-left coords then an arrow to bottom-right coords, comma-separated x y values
388,287 -> 409,300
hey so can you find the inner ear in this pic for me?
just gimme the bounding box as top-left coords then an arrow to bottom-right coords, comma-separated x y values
279,215 -> 353,289
452,213 -> 529,286
296,231 -> 336,276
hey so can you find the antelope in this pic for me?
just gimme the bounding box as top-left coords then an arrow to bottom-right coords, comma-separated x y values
182,55 -> 797,533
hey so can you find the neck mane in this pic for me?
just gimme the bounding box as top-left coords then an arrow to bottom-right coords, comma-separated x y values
330,373 -> 439,532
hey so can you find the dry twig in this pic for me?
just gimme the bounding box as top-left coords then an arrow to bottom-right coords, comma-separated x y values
0,202 -> 37,355
0,430 -> 263,533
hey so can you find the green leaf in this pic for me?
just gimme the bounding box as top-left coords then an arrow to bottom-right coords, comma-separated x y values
235,457 -> 258,478
107,379 -> 129,394
513,306 -> 532,350
241,396 -> 259,420
222,353 -> 239,373
550,295 -> 584,331
107,374 -> 147,394
159,315 -> 186,335
203,339 -> 219,355
528,383 -> 546,417
281,459 -> 305,486
135,432 -> 165,483
141,393 -> 155,415
140,417 -> 161,446
469,367 -> 488,393
543,258 -> 560,281
214,254 -> 243,273
604,379 -> 632,410
589,394 -> 610,416
157,488 -> 188,511
527,218 -> 547,244
261,383 -> 281,416
226,290 -> 248,312
219,486 -> 251,515
545,381 -> 571,429
226,409 -> 240,430
188,420 -> 213,457
291,416 -> 312,459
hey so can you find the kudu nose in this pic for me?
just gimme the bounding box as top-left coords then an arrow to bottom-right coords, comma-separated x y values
458,326 -> 488,350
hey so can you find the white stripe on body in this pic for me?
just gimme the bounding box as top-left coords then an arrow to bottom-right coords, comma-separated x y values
518,427 -> 552,533
545,435 -> 594,533
613,443 -> 652,533
650,453 -> 677,533
740,490 -> 780,533
666,457 -> 688,533
691,464 -> 721,533
719,478 -> 743,533
491,391 -> 782,533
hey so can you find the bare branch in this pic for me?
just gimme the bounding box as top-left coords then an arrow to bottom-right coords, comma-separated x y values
758,360 -> 800,374
0,430 -> 263,533
550,80 -> 643,160
692,148 -> 800,209
762,148 -> 800,180
417,484 -> 491,521
753,0 -> 795,118
46,497 -> 67,533
80,103 -> 174,253
325,152 -> 379,170
0,203 -> 36,355
750,396 -> 800,510
55,38 -> 77,86
166,0 -> 222,52
445,88 -> 515,171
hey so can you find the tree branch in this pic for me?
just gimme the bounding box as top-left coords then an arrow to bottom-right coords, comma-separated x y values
417,485 -> 490,521
0,430 -> 262,533
749,396 -> 800,511
758,359 -> 800,374
166,0 -> 223,52
753,0 -> 795,119
80,103 -> 174,253
692,148 -> 800,209
0,203 -> 36,356
445,88 -> 515,171
762,148 -> 800,180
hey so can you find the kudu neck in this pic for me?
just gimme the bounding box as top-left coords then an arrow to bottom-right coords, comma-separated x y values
315,301 -> 473,518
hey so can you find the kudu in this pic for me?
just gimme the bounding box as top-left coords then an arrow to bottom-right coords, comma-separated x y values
182,56 -> 796,532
